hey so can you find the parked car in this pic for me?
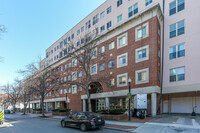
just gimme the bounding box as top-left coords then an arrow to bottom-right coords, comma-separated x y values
4,109 -> 10,114
61,112 -> 105,132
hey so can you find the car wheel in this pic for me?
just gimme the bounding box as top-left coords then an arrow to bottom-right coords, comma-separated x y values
61,121 -> 65,127
80,123 -> 87,132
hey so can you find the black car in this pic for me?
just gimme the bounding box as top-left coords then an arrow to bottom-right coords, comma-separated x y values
61,112 -> 105,132
4,109 -> 10,114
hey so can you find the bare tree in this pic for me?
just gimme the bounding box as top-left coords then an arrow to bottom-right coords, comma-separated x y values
3,82 -> 22,113
20,61 -> 59,117
60,32 -> 113,112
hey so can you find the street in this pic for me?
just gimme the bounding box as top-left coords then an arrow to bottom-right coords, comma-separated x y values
1,114 -> 126,133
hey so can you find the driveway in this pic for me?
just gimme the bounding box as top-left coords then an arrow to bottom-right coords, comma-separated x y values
133,114 -> 200,133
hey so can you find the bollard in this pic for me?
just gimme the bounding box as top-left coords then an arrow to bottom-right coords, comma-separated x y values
0,104 -> 4,125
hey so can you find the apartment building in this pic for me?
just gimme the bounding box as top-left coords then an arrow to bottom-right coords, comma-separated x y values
30,0 -> 200,115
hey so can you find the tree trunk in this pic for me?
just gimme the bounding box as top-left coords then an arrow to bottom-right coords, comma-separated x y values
13,104 -> 16,113
23,103 -> 27,115
41,97 -> 45,117
88,97 -> 92,112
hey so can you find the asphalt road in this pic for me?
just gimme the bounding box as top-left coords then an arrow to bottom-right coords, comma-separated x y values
1,115 -> 126,133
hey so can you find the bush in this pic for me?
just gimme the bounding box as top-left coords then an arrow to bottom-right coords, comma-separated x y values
96,108 -> 127,115
109,108 -> 127,115
52,108 -> 71,112
33,109 -> 41,111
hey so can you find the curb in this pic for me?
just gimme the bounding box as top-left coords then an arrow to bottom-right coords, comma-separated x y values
104,126 -> 136,132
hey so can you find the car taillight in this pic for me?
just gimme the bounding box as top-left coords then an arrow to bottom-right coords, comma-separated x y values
89,119 -> 94,122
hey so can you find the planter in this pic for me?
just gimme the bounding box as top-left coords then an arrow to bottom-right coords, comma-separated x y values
101,114 -> 127,121
52,112 -> 70,116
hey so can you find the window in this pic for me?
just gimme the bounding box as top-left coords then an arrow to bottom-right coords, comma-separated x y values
56,90 -> 59,96
117,73 -> 127,87
109,60 -> 115,68
72,34 -> 74,39
91,48 -> 97,59
72,59 -> 77,67
78,86 -> 82,92
64,76 -> 67,82
86,20 -> 91,30
169,0 -> 185,16
72,72 -> 77,81
169,43 -> 185,60
135,22 -> 149,41
68,37 -> 71,42
128,3 -> 138,18
145,0 -> 152,6
99,63 -> 105,71
99,46 -> 105,54
170,20 -> 185,38
117,33 -> 127,49
93,14 -> 99,25
64,38 -> 68,45
68,62 -> 71,67
117,0 -> 123,7
81,26 -> 84,32
64,89 -> 67,94
135,45 -> 149,63
77,30 -> 80,35
78,71 -> 82,77
117,14 -> 122,23
110,79 -> 115,86
107,6 -> 112,14
117,53 -> 128,68
60,89 -> 63,95
100,25 -> 105,32
77,41 -> 80,47
170,67 -> 185,82
60,66 -> 63,71
81,39 -> 84,44
135,68 -> 149,84
107,21 -> 112,29
109,42 -> 115,50
93,28 -> 99,34
90,64 -> 97,75
72,85 -> 77,94
68,75 -> 71,80
100,11 -> 105,19
68,88 -> 71,93
54,47 -> 57,52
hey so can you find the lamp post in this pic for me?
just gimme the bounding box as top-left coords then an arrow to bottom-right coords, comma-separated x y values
128,78 -> 132,121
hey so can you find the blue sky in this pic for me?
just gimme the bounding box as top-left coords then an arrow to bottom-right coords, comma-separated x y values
0,0 -> 106,86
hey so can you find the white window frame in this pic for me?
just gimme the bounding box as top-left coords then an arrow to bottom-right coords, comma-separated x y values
72,85 -> 77,94
109,42 -> 115,50
99,46 -> 105,54
117,14 -> 122,23
72,59 -> 77,67
117,52 -> 128,68
135,45 -> 149,63
72,71 -> 77,81
135,68 -> 149,84
135,22 -> 149,41
90,64 -> 97,75
91,47 -> 97,59
117,73 -> 128,87
110,78 -> 115,86
117,32 -> 128,49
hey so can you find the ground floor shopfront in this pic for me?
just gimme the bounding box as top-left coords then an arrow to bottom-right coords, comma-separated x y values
31,97 -> 66,112
81,86 -> 160,116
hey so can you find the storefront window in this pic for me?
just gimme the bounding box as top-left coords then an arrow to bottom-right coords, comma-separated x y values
109,97 -> 126,109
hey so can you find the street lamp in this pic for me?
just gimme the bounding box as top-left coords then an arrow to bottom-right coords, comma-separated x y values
128,78 -> 132,121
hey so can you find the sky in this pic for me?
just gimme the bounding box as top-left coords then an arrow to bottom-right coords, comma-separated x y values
0,0 -> 106,86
